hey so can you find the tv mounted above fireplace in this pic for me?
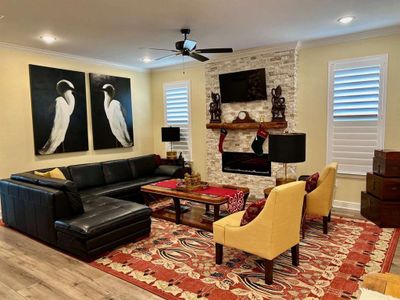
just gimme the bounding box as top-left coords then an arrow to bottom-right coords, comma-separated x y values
219,68 -> 267,103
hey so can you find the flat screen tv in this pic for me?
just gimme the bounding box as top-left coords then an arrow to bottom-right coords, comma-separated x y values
219,68 -> 267,103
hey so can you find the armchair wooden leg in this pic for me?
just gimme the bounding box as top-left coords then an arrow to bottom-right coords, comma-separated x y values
215,243 -> 223,265
264,259 -> 273,285
291,244 -> 299,266
323,216 -> 329,234
327,210 -> 331,222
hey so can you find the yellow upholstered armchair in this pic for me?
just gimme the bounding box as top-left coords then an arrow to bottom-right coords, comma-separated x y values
305,162 -> 338,234
213,181 -> 306,284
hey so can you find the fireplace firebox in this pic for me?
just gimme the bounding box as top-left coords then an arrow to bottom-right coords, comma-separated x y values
222,152 -> 271,176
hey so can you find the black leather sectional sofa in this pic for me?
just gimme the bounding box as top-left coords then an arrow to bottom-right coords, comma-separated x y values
0,154 -> 183,260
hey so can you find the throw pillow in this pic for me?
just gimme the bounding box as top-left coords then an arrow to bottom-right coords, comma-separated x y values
305,172 -> 319,193
34,168 -> 66,180
240,199 -> 266,226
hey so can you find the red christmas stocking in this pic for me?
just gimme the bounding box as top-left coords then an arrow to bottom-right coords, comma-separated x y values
218,128 -> 228,153
251,124 -> 268,156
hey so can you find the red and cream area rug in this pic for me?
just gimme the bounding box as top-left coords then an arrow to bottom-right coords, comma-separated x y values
90,217 -> 399,300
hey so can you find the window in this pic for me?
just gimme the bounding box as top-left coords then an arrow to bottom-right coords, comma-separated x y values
163,81 -> 192,161
327,55 -> 387,175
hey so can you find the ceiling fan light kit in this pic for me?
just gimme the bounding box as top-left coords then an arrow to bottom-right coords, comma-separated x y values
149,28 -> 234,62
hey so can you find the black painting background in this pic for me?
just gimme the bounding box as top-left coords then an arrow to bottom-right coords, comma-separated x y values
29,65 -> 88,155
89,73 -> 134,150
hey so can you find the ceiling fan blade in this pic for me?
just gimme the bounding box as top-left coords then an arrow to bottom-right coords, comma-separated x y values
183,39 -> 197,51
189,52 -> 209,62
155,53 -> 180,61
196,48 -> 233,53
148,47 -> 179,52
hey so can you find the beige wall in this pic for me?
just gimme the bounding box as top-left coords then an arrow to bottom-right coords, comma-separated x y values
297,33 -> 400,203
150,66 -> 207,178
0,46 -> 153,179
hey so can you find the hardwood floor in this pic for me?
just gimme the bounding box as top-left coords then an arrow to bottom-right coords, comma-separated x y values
0,209 -> 398,299
0,225 -> 162,300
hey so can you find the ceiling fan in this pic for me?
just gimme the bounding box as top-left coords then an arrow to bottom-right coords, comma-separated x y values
149,28 -> 233,62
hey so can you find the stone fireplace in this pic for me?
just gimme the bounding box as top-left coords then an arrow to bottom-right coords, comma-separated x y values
205,46 -> 298,198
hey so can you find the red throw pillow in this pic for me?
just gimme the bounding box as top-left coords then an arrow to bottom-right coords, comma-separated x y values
240,199 -> 266,226
305,172 -> 319,193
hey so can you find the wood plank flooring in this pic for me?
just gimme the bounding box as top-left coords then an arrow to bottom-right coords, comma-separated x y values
0,209 -> 398,299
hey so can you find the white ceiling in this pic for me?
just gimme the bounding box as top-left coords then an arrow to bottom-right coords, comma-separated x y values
0,0 -> 399,69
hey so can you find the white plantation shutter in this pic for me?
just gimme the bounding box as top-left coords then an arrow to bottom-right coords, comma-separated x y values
163,81 -> 192,161
327,55 -> 387,175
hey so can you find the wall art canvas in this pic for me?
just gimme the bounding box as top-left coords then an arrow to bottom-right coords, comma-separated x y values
29,64 -> 88,155
89,73 -> 134,150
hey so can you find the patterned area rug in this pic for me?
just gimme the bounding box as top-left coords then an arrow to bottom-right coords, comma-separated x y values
90,217 -> 399,300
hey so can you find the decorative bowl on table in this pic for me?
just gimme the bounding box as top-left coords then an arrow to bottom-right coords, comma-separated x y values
176,180 -> 209,192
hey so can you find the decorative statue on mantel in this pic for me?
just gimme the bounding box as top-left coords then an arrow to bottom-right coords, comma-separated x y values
271,85 -> 286,121
209,92 -> 222,123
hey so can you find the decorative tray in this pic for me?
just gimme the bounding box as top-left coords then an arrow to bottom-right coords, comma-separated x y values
176,181 -> 209,192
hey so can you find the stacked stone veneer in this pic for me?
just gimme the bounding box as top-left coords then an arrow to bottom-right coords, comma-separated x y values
205,47 -> 298,198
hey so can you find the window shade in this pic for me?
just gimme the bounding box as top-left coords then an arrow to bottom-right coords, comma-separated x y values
327,56 -> 387,175
164,82 -> 191,161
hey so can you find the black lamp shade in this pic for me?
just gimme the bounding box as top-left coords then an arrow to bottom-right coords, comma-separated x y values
161,127 -> 180,142
268,133 -> 306,163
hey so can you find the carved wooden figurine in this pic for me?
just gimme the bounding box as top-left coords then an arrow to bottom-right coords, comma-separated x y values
209,92 -> 222,123
271,85 -> 286,121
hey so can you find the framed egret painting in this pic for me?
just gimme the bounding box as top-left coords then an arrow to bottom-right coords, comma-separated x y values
29,65 -> 88,155
89,73 -> 134,150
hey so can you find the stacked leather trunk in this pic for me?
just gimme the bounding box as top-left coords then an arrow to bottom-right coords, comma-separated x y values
361,150 -> 400,227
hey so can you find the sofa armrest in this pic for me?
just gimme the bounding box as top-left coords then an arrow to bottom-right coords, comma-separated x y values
0,179 -> 72,245
154,165 -> 184,178
11,173 -> 84,215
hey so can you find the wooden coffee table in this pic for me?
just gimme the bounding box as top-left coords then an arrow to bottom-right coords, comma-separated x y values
141,181 -> 249,231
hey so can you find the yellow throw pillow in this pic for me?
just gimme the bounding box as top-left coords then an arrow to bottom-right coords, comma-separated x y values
34,170 -> 51,178
34,168 -> 66,180
49,168 -> 66,179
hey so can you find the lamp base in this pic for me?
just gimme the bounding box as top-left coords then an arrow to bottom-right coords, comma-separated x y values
166,151 -> 177,160
275,163 -> 297,186
276,177 -> 296,186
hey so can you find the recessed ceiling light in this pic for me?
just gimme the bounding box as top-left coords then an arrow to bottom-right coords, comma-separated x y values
142,57 -> 153,63
337,16 -> 355,24
40,34 -> 57,44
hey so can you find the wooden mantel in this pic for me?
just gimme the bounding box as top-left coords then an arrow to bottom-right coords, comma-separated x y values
206,121 -> 287,130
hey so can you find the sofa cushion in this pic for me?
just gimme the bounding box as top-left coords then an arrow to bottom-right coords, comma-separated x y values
54,196 -> 151,238
128,154 -> 157,179
154,165 -> 182,177
102,160 -> 132,184
79,176 -> 170,199
69,163 -> 105,190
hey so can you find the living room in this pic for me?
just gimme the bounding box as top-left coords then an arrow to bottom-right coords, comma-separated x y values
0,1 -> 400,299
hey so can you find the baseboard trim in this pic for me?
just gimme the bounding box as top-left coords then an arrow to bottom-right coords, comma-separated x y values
333,199 -> 360,212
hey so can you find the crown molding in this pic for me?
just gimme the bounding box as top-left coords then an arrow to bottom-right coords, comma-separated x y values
0,41 -> 148,72
299,25 -> 400,49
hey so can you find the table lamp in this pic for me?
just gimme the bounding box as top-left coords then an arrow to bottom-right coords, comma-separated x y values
268,133 -> 306,185
161,127 -> 180,159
